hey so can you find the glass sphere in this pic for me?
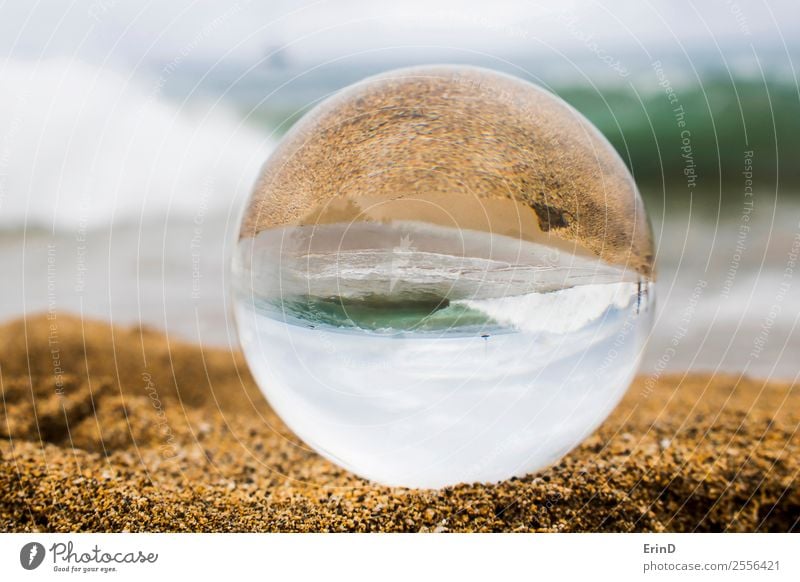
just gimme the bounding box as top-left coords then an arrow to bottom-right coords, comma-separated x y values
233,66 -> 654,488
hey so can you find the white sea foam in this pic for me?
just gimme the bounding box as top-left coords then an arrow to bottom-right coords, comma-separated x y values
458,281 -> 640,335
0,58 -> 272,230
237,221 -> 642,305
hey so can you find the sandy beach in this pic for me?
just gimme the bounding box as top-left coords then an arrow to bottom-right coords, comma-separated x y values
1,314 -> 797,532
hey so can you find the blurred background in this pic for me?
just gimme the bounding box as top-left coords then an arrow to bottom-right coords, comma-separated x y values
1,0 -> 798,379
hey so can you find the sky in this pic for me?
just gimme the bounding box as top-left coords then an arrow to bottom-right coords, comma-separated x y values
1,0 -> 797,70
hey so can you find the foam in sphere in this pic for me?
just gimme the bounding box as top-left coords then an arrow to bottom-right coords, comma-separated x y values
233,66 -> 654,488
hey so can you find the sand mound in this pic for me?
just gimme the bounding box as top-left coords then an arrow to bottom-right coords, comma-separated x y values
1,314 -> 797,532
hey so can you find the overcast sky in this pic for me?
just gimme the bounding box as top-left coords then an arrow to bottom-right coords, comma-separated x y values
1,0 -> 797,69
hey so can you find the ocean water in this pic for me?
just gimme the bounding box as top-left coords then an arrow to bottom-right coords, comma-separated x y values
234,223 -> 653,487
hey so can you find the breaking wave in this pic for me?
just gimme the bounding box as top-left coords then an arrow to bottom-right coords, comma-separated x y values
0,58 -> 272,231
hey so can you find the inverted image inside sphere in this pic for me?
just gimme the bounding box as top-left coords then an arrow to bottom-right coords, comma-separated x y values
240,65 -> 652,277
234,66 -> 654,489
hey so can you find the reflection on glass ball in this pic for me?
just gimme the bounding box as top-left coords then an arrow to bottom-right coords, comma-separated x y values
233,66 -> 654,489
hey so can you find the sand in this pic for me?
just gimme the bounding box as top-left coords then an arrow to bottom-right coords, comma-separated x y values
241,66 -> 653,277
1,314 -> 797,532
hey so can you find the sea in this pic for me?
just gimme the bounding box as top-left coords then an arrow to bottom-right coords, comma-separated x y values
1,57 -> 798,381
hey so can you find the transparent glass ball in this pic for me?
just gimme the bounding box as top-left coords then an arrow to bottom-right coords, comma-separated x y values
233,66 -> 654,488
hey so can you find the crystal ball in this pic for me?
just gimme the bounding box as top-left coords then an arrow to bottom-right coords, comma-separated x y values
233,66 -> 654,488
